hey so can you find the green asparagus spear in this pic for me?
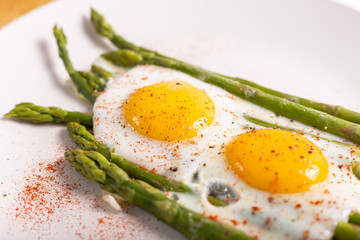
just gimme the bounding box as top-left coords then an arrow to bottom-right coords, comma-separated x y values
333,222 -> 360,240
207,196 -> 228,207
65,149 -> 254,240
91,64 -> 113,81
67,122 -> 229,204
91,9 -> 152,54
243,115 -> 359,151
67,121 -> 110,158
230,76 -> 360,125
350,212 -> 360,226
352,161 -> 360,181
90,8 -> 360,125
67,122 -> 191,193
78,71 -> 106,92
101,49 -> 360,145
4,103 -> 93,127
53,26 -> 99,103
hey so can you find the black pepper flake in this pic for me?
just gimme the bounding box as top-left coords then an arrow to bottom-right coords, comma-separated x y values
288,146 -> 295,150
338,165 -> 343,169
270,150 -> 275,153
300,155 -> 304,159
176,82 -> 181,85
308,150 -> 313,154
170,166 -> 178,172
203,163 -> 207,167
209,145 -> 215,149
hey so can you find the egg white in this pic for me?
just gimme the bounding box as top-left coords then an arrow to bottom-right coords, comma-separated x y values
93,63 -> 360,240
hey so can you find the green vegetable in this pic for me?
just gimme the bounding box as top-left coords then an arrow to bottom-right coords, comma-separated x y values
67,122 -> 232,204
91,64 -> 113,81
350,212 -> 360,226
243,114 -> 358,149
207,196 -> 228,207
90,8 -> 360,126
333,222 -> 360,240
352,161 -> 360,181
101,49 -> 360,145
78,71 -> 107,92
67,122 -> 191,193
4,103 -> 93,127
91,9 -> 154,54
20,12 -> 359,239
65,149 -> 255,240
53,26 -> 99,103
243,114 -> 302,133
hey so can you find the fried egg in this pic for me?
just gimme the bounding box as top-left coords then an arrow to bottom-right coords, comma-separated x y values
92,63 -> 360,240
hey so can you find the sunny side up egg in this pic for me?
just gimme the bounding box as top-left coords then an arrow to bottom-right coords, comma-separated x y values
92,61 -> 360,240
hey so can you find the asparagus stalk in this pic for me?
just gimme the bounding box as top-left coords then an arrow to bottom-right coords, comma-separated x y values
207,196 -> 228,207
67,122 -> 191,193
65,149 -> 254,240
90,8 -> 360,125
90,9 -> 154,54
67,122 -> 230,205
233,77 -> 360,125
350,212 -> 360,226
53,26 -> 99,103
78,71 -> 106,92
333,222 -> 360,240
243,115 -> 359,151
4,103 -> 93,127
353,161 -> 360,181
91,64 -> 113,81
101,49 -> 360,145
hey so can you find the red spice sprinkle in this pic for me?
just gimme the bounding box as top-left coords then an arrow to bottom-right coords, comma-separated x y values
310,200 -> 324,205
141,77 -> 148,80
303,230 -> 310,239
98,218 -> 105,224
229,219 -> 239,226
252,206 -> 261,211
295,204 -> 302,209
9,156 -> 80,232
208,215 -> 218,221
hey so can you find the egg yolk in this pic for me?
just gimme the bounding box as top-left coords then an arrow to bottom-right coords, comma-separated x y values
226,129 -> 328,193
124,81 -> 215,141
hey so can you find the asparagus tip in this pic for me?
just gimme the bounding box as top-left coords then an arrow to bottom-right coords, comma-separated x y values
90,8 -> 115,39
4,112 -> 12,117
101,50 -> 143,67
53,25 -> 67,45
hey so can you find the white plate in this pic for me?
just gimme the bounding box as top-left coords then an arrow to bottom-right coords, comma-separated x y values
0,0 -> 359,239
